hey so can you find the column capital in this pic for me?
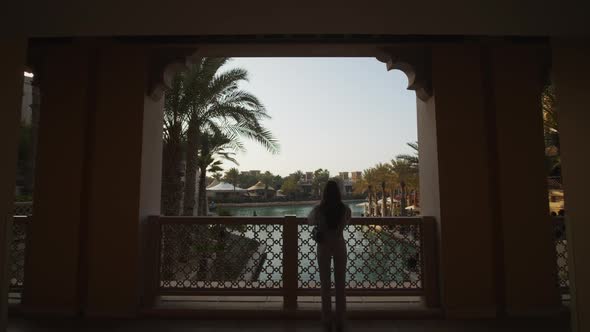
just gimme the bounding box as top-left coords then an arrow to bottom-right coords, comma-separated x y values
147,47 -> 199,101
375,46 -> 432,101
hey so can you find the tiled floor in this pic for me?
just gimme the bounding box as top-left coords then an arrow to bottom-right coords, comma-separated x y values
149,295 -> 440,319
8,318 -> 571,332
157,295 -> 426,310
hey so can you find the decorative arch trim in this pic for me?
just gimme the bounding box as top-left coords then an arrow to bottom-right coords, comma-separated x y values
375,46 -> 432,101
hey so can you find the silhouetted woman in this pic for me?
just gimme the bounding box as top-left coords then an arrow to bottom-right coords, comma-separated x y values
307,180 -> 351,332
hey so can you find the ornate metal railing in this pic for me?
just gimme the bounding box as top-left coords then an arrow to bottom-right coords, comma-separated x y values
8,216 -> 30,293
552,217 -> 569,294
13,201 -> 33,216
146,216 -> 440,309
157,217 -> 284,292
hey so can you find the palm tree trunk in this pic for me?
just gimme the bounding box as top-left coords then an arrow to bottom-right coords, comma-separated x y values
183,121 -> 199,216
381,182 -> 387,216
390,185 -> 396,216
400,181 -> 407,216
161,127 -> 183,216
197,165 -> 208,216
367,186 -> 372,217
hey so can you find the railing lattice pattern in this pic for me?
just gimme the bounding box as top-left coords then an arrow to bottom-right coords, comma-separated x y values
13,202 -> 33,216
160,222 -> 283,290
298,224 -> 422,290
9,217 -> 29,292
553,218 -> 569,292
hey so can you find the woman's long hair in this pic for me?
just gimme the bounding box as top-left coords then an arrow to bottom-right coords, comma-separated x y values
319,180 -> 346,229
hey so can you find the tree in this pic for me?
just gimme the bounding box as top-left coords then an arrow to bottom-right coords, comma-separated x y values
237,172 -> 258,189
396,141 -> 419,169
354,168 -> 378,216
396,141 -> 420,207
389,159 -> 416,216
280,177 -> 299,199
260,171 -> 275,199
292,170 -> 304,182
225,167 -> 240,190
212,172 -> 223,181
272,174 -> 284,191
175,58 -> 279,216
161,74 -> 188,216
312,169 -> 330,198
374,163 -> 397,216
196,131 -> 240,216
542,84 -> 560,177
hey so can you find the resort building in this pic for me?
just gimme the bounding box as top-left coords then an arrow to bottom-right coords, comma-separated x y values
246,180 -> 276,198
351,171 -> 362,183
2,4 -> 590,332
206,182 -> 247,200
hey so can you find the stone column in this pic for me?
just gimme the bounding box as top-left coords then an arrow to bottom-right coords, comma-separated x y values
552,40 -> 590,332
83,45 -> 163,317
23,45 -> 92,315
138,93 -> 164,307
418,44 -> 496,318
487,44 -> 560,316
0,37 -> 27,330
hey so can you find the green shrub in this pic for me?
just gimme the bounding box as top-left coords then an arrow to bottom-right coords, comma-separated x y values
217,208 -> 233,216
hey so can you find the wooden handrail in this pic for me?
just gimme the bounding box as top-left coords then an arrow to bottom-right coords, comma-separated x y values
157,215 -> 424,226
158,216 -> 285,225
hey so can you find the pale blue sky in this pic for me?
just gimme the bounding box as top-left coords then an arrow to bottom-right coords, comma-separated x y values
221,58 -> 417,177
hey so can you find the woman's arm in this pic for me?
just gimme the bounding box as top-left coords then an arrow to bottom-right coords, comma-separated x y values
307,206 -> 319,225
339,207 -> 352,234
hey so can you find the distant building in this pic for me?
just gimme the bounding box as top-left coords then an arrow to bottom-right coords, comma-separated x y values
247,181 -> 276,198
339,172 -> 349,180
351,171 -> 362,183
296,172 -> 314,195
206,182 -> 247,199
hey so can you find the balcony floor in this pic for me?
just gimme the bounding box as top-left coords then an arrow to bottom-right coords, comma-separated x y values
146,295 -> 440,319
8,317 -> 570,332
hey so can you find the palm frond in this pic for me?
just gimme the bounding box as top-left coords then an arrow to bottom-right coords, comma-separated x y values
224,122 -> 280,154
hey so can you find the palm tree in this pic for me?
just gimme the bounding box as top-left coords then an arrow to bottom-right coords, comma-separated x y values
389,159 -> 415,216
542,84 -> 560,176
162,74 -> 188,215
312,169 -> 330,198
374,163 -> 395,217
293,170 -> 304,182
260,171 -> 274,199
225,167 -> 240,190
396,141 -> 419,208
396,141 -> 419,169
195,131 -> 240,216
180,58 -> 279,216
354,168 -> 378,216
